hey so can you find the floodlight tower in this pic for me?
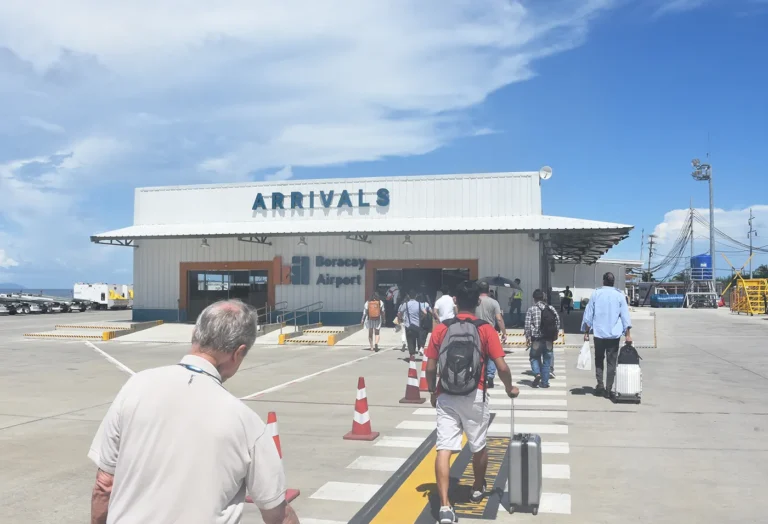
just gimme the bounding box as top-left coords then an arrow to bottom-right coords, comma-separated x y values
691,158 -> 716,291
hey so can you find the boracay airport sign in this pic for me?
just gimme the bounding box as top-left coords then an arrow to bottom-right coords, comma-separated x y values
252,188 -> 390,211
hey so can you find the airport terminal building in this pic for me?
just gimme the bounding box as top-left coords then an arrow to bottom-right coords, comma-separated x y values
92,171 -> 633,324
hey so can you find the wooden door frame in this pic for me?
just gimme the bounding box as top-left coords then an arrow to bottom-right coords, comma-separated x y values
365,259 -> 478,299
179,258 -> 281,317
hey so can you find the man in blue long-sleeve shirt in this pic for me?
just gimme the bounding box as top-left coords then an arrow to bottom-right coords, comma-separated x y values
581,272 -> 632,398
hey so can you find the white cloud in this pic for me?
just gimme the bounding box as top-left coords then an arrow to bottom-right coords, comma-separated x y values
0,249 -> 19,268
655,0 -> 710,16
0,0 -> 615,284
650,205 -> 768,276
264,166 -> 293,182
20,116 -> 65,134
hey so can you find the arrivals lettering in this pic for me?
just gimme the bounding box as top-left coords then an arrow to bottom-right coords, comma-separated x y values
252,187 -> 390,212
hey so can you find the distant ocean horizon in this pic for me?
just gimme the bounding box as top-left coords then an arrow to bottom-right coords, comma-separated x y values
0,288 -> 73,298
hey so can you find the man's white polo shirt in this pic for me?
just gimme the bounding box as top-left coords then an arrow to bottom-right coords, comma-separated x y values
88,354 -> 286,524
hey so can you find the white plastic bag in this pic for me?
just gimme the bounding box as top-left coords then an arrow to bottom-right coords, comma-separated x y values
577,341 -> 592,371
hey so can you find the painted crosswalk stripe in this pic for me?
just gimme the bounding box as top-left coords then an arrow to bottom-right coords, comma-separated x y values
347,456 -> 406,472
374,436 -> 426,449
488,422 -> 568,435
396,421 -> 437,431
489,384 -> 567,392
543,442 -> 570,454
543,464 -> 571,479
513,389 -> 566,396
491,398 -> 567,407
411,408 -> 567,419
310,482 -> 382,503
539,492 -> 572,514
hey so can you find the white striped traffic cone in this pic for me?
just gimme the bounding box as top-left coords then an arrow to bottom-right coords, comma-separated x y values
246,412 -> 300,504
400,356 -> 426,404
343,377 -> 380,441
419,358 -> 429,392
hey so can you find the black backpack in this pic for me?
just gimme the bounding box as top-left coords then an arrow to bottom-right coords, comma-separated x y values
539,304 -> 559,342
438,318 -> 486,396
618,344 -> 642,365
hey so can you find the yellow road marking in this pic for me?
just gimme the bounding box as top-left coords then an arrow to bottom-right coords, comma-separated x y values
370,436 -> 467,524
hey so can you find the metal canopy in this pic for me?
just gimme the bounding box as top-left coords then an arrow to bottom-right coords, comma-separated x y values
543,230 -> 632,264
91,215 -> 632,262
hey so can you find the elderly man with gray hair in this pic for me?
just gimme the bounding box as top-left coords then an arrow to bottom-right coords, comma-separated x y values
88,299 -> 299,524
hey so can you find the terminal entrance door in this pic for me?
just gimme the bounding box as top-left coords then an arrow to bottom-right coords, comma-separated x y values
374,267 -> 471,326
186,269 -> 268,322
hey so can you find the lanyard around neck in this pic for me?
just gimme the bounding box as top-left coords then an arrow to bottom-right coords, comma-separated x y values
178,363 -> 222,385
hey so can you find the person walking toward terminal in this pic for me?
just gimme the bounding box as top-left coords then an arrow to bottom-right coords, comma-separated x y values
509,278 -> 523,326
476,280 -> 507,389
561,285 -> 574,314
398,290 -> 424,358
417,293 -> 434,353
582,272 -> 633,398
362,292 -> 385,352
88,300 -> 298,524
524,289 -> 561,388
434,285 -> 457,322
425,280 -> 519,524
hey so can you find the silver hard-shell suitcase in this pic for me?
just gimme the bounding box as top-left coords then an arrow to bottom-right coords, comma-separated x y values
507,397 -> 543,515
613,344 -> 642,403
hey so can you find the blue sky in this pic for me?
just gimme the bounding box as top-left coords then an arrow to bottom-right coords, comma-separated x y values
1,0 -> 767,287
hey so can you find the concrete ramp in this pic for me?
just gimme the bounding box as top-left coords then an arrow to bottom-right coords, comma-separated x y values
113,323 -> 191,343
25,320 -> 163,341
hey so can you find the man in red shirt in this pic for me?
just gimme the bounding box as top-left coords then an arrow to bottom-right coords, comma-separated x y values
425,280 -> 519,523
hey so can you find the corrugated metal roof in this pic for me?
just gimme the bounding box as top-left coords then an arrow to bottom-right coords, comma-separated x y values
91,215 -> 632,240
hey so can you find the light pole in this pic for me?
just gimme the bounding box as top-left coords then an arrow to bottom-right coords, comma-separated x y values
691,158 -> 716,292
748,208 -> 756,278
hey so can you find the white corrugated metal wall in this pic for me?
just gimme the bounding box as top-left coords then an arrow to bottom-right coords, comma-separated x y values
133,233 -> 541,319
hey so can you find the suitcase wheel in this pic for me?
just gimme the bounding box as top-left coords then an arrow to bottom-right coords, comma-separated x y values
508,504 -> 515,514
532,505 -> 539,516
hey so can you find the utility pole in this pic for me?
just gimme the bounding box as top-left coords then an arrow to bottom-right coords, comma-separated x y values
690,199 -> 694,276
647,234 -> 656,282
748,208 -> 757,278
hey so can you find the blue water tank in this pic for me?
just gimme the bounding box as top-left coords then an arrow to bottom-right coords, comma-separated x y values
690,254 -> 713,281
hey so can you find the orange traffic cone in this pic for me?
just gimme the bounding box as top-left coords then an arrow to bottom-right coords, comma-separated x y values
419,358 -> 429,392
246,412 -> 300,504
343,377 -> 380,441
400,356 -> 427,404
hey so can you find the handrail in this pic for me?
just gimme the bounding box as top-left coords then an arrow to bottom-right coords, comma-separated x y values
279,301 -> 324,334
255,301 -> 289,328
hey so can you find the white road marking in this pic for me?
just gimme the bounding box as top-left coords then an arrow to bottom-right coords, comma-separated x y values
84,341 -> 135,376
374,436 -> 425,449
491,398 -> 567,407
539,492 -> 572,514
543,442 -> 570,454
513,389 -> 567,396
411,408 -> 568,419
347,456 -> 406,472
543,464 -> 571,479
396,421 -> 436,431
240,350 -> 387,400
310,481 -> 381,503
488,422 -> 568,435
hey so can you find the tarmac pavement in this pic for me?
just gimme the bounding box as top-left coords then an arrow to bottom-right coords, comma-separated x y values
1,308 -> 767,523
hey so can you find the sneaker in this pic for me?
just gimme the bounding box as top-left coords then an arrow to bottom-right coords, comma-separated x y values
374,344 -> 379,352
540,383 -> 550,389
438,506 -> 458,523
470,481 -> 487,503
486,377 -> 495,389
532,374 -> 541,388
594,385 -> 605,396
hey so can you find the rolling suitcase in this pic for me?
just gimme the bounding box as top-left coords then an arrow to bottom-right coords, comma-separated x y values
508,397 -> 543,515
613,343 -> 642,403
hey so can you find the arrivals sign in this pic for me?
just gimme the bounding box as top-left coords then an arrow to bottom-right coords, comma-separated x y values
253,188 -> 390,211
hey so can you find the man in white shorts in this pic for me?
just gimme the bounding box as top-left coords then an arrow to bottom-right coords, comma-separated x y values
425,280 -> 519,524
